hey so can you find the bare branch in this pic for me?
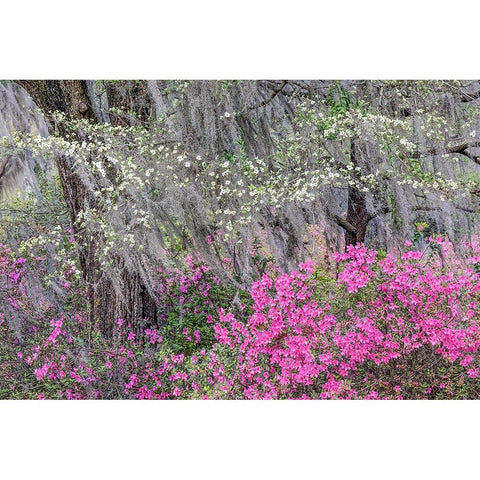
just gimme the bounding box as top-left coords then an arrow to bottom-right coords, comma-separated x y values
0,157 -> 10,179
410,141 -> 480,165
248,81 -> 288,111
325,207 -> 357,234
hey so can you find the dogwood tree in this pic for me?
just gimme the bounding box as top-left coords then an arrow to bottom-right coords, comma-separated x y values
5,80 -> 480,337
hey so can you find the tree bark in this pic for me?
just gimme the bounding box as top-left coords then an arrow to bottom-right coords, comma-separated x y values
16,80 -> 157,337
344,138 -> 370,248
103,81 -> 158,333
105,80 -> 153,126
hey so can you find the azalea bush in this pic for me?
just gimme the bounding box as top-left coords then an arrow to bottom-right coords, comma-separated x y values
156,254 -> 252,355
208,240 -> 480,399
0,242 -> 246,399
2,237 -> 480,399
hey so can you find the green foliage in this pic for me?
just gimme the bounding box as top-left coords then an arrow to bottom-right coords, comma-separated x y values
157,265 -> 252,356
412,222 -> 429,245
325,81 -> 368,117
219,80 -> 240,91
389,192 -> 403,229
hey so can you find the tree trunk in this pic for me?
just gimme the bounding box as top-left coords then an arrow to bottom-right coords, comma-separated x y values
16,80 -> 157,337
105,80 -> 153,126
344,138 -> 370,248
103,81 -> 158,333
344,185 -> 369,247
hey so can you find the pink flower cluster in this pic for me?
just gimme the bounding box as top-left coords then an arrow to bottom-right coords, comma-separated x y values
210,244 -> 480,399
3,239 -> 480,400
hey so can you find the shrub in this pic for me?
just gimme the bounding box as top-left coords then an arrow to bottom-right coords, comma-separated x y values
208,243 -> 480,399
3,239 -> 480,399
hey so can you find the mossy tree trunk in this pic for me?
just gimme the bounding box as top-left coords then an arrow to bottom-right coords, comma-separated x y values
344,138 -> 370,248
16,80 -> 157,337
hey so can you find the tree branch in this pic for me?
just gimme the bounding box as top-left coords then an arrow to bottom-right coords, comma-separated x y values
0,157 -> 10,179
325,207 -> 357,234
410,141 -> 480,165
459,90 -> 480,103
248,81 -> 288,111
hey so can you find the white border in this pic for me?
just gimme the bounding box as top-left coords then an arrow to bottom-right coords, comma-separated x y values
2,1 -> 480,477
